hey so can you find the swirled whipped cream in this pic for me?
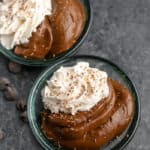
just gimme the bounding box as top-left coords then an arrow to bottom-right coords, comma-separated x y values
0,0 -> 52,49
42,62 -> 110,115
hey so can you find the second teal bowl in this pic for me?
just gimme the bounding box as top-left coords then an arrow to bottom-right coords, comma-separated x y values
0,0 -> 92,66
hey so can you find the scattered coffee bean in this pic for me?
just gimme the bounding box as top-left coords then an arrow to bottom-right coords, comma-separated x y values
9,147 -> 14,150
4,86 -> 19,101
20,111 -> 28,123
8,61 -> 22,73
0,77 -> 11,91
16,98 -> 27,112
0,129 -> 4,140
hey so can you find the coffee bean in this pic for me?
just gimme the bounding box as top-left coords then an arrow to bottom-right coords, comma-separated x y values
16,98 -> 27,112
20,111 -> 28,123
0,129 -> 4,140
8,61 -> 22,73
0,77 -> 11,90
4,86 -> 19,101
9,147 -> 14,150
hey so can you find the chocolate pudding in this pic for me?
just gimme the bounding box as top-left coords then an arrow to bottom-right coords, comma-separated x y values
15,16 -> 53,59
40,62 -> 134,150
14,0 -> 86,59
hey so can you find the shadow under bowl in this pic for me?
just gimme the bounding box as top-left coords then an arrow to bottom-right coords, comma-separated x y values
27,55 -> 140,150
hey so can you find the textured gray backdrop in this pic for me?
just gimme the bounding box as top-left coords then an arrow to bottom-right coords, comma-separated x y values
0,0 -> 150,150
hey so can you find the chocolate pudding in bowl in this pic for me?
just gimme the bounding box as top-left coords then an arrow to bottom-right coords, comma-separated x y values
27,56 -> 140,150
0,0 -> 91,66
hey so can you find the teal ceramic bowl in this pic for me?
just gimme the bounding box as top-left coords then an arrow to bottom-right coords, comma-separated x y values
27,55 -> 140,150
0,0 -> 92,66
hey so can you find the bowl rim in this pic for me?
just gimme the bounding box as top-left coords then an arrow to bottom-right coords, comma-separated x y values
0,0 -> 92,67
27,55 -> 141,150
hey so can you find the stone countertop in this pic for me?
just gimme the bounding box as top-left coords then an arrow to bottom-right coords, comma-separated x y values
0,0 -> 150,150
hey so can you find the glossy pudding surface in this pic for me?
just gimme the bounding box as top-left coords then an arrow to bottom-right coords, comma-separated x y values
40,62 -> 134,150
0,0 -> 86,59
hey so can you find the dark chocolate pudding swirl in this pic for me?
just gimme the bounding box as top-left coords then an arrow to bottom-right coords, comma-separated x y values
15,0 -> 86,59
41,79 -> 134,150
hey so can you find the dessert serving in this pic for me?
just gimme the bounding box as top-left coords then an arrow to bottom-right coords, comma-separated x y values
0,0 -> 86,59
41,62 -> 134,150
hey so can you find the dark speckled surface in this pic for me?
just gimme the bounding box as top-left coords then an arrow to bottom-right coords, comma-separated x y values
0,0 -> 150,150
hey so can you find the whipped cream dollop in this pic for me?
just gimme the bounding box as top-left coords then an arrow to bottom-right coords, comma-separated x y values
42,62 -> 110,115
0,0 -> 52,49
